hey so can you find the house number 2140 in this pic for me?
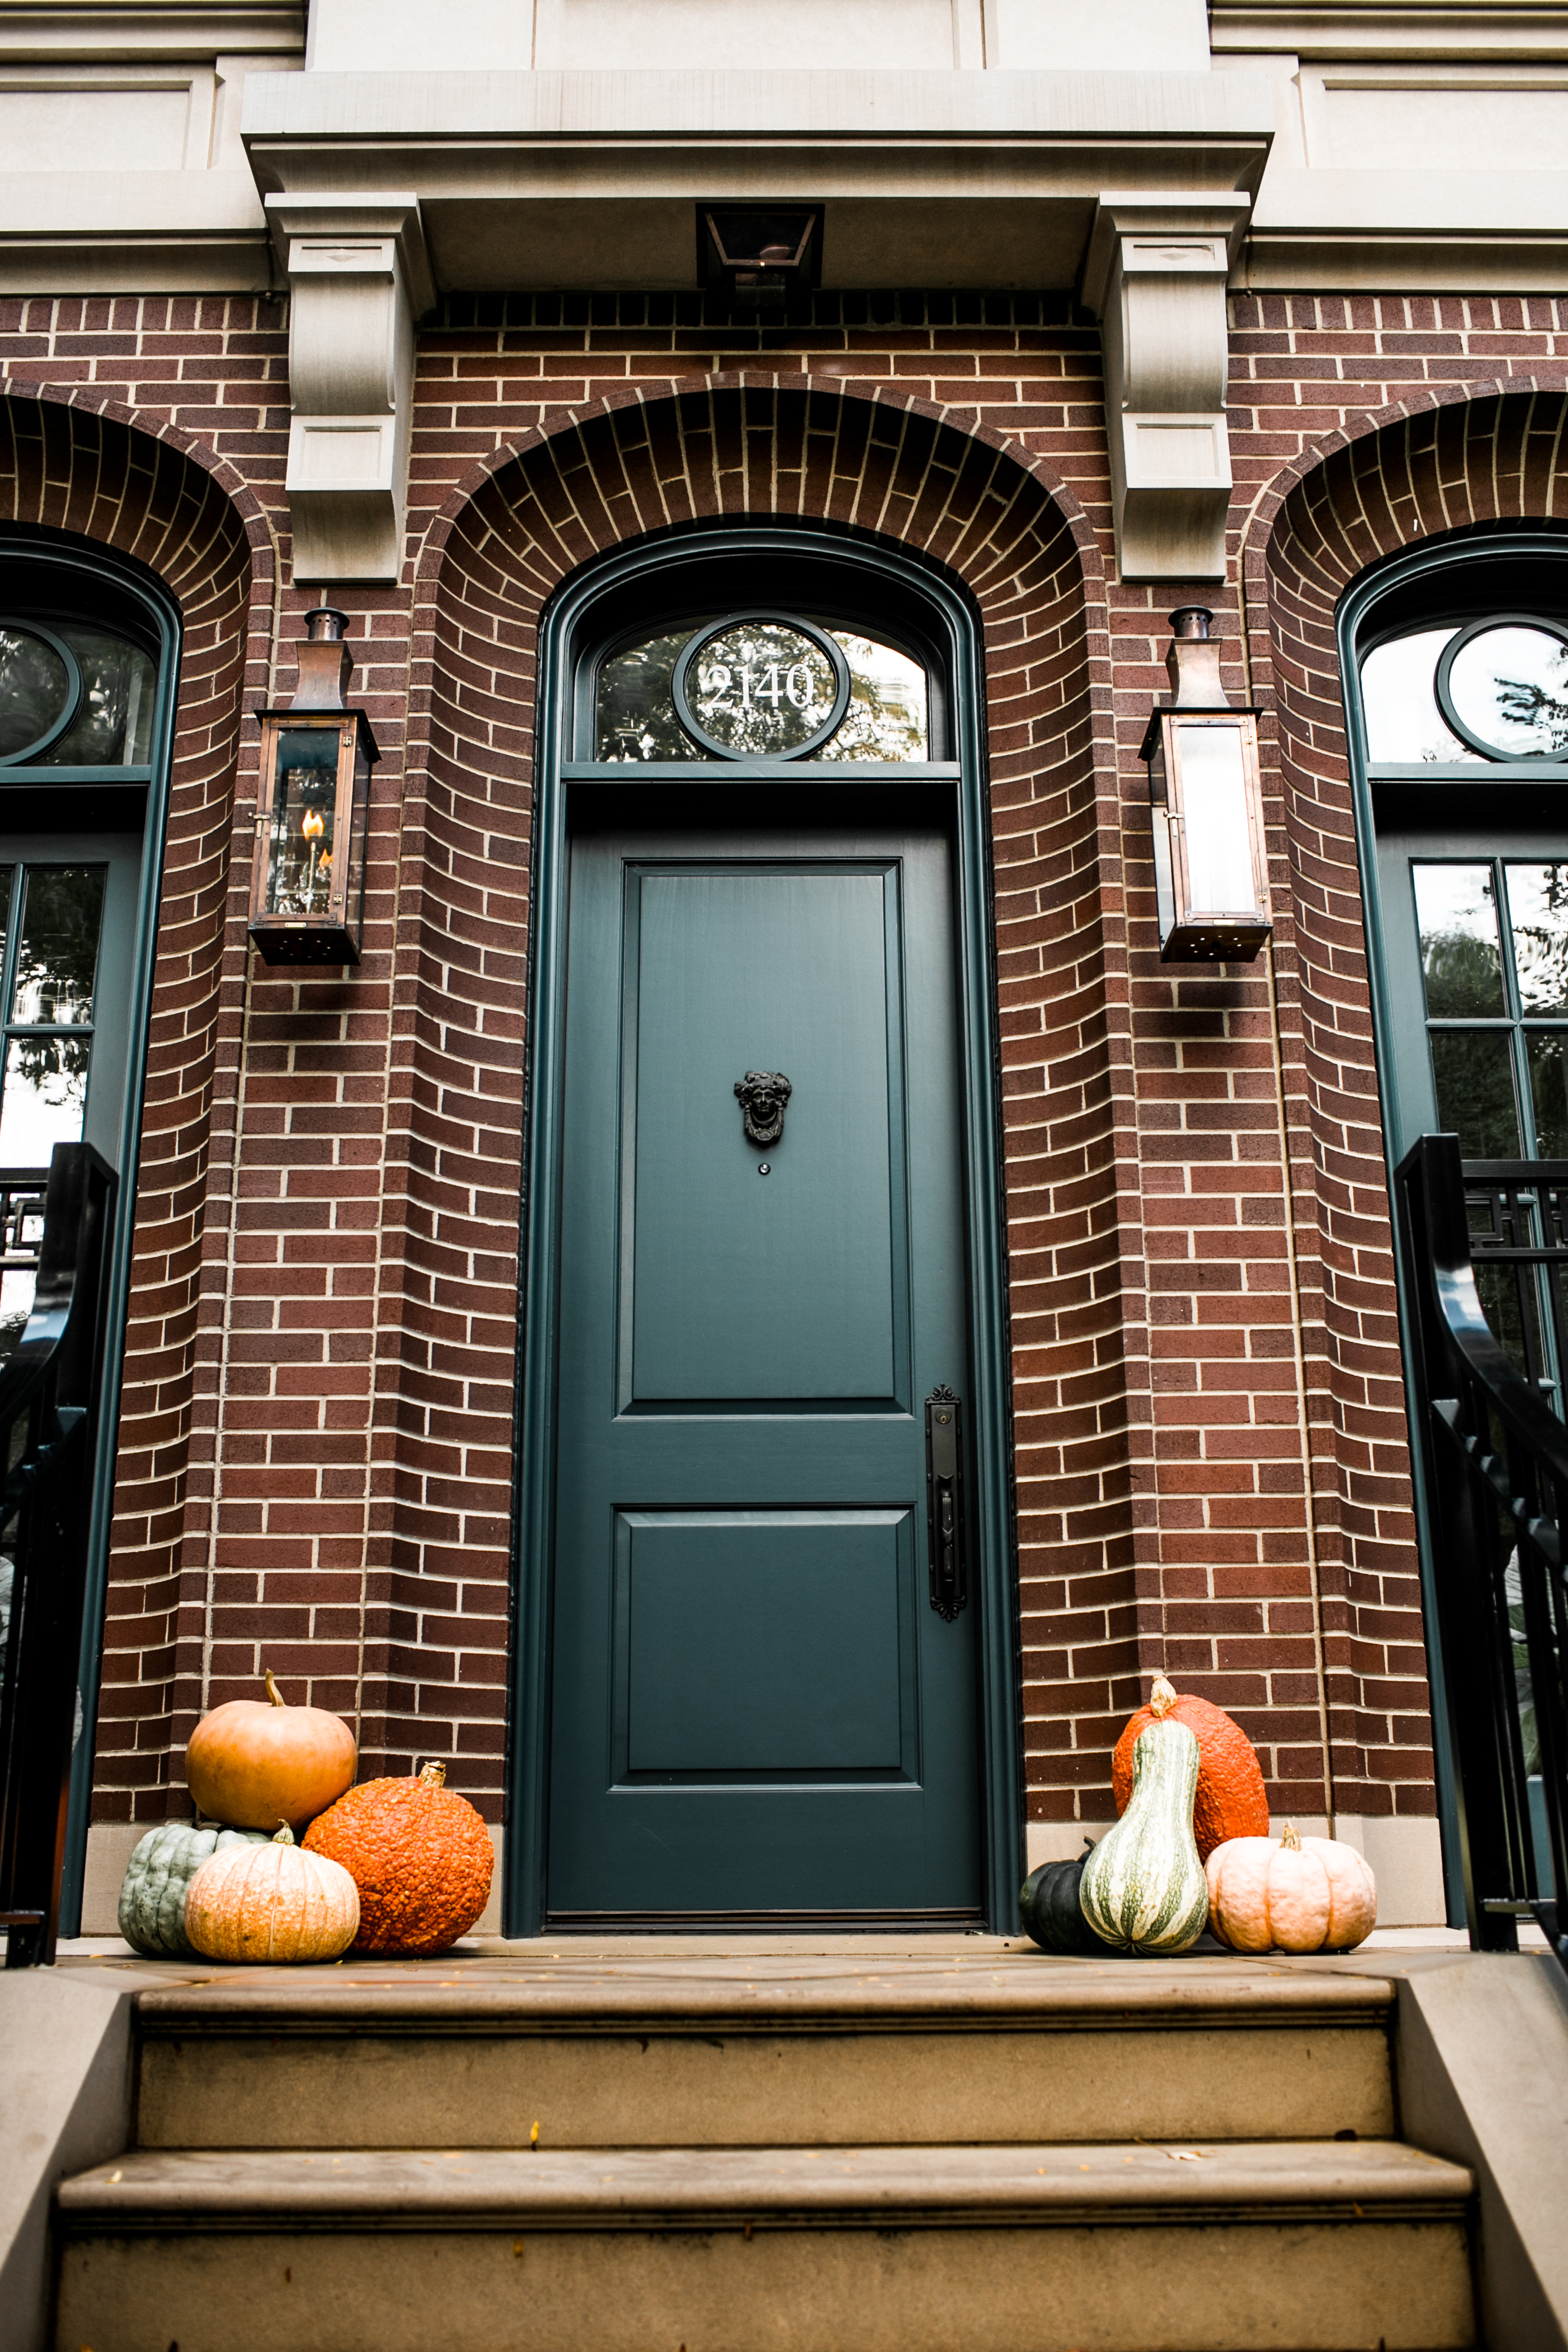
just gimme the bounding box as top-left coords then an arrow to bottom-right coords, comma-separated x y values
699,661 -> 821,713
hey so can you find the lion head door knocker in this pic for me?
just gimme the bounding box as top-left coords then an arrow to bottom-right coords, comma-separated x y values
735,1070 -> 791,1148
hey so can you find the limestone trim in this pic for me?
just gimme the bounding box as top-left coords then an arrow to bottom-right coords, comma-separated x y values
267,190 -> 434,585
0,3 -> 304,65
1081,190 -> 1250,583
241,68 -> 1274,295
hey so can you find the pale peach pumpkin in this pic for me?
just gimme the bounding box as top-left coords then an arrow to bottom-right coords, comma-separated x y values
183,1821 -> 359,1964
1206,1824 -> 1377,1953
184,1668 -> 356,1831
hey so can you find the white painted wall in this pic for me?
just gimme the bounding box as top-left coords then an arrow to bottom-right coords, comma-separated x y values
303,0 -> 1213,75
992,0 -> 1210,73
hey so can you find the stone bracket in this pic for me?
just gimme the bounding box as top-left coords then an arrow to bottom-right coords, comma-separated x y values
1082,191 -> 1250,583
265,190 -> 435,585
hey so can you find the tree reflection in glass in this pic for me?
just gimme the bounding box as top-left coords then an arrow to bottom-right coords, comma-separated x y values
1413,864 -> 1504,1016
0,866 -> 104,1166
41,629 -> 155,767
0,628 -> 73,761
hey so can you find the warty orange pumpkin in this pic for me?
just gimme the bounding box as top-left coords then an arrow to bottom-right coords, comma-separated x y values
303,1761 -> 493,1955
1112,1685 -> 1268,1861
183,1821 -> 359,1964
184,1667 -> 356,1831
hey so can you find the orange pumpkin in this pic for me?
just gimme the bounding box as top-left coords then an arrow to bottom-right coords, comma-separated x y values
184,1821 -> 360,1963
1206,1823 -> 1377,1953
303,1761 -> 493,1955
185,1668 -> 357,1831
1112,1685 -> 1268,1861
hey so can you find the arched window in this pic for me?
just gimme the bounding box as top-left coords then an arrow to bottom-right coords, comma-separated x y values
563,545 -> 953,773
1349,541 -> 1568,1171
0,604 -> 160,1257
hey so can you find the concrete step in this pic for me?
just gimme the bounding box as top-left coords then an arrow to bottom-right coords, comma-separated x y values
133,1957 -> 1396,2150
55,2137 -> 1477,2352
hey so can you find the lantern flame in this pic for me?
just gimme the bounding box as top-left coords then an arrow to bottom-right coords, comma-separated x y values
302,809 -> 325,841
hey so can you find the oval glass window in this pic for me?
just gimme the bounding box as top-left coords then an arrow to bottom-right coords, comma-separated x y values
0,624 -> 79,763
1438,620 -> 1568,760
0,617 -> 155,768
593,616 -> 931,762
675,616 -> 848,759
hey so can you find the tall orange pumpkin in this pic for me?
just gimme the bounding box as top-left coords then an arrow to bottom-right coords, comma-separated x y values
1112,1686 -> 1268,1861
185,1668 -> 356,1831
303,1761 -> 493,1955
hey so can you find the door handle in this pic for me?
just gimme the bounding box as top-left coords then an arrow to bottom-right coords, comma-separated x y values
925,1385 -> 967,1620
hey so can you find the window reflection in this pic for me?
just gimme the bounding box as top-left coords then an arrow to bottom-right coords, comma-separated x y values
594,615 -> 930,762
0,617 -> 153,768
1361,628 -> 1471,763
41,628 -> 155,767
1429,1029 -> 1520,1155
0,866 -> 106,1168
1503,863 -> 1568,1015
0,628 -> 73,762
1447,624 -> 1568,759
1413,864 -> 1504,1016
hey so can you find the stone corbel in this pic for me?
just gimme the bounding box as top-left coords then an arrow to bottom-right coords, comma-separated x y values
265,191 -> 436,585
1082,192 -> 1250,583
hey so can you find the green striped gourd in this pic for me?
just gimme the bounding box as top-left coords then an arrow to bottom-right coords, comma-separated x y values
1080,1677 -> 1209,1955
118,1820 -> 270,1959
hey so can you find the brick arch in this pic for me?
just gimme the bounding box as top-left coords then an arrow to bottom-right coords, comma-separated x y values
1244,385 -> 1568,1830
356,379 -> 1143,1831
0,388 -> 270,1825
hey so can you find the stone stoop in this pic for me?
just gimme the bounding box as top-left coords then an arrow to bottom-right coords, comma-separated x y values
51,1944 -> 1479,2352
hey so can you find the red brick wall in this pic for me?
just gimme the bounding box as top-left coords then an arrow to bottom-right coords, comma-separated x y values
0,291 -> 1562,1845
0,384 -> 271,1819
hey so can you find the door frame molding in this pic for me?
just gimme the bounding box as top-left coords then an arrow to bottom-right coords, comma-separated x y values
1337,520 -> 1568,1923
0,526 -> 183,1927
506,524 -> 1022,1936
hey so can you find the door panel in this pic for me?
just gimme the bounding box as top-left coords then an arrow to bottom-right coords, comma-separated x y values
628,869 -> 904,1406
546,806 -> 980,1919
614,1509 -> 915,1778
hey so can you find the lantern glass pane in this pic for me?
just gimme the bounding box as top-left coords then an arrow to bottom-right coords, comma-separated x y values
1176,723 -> 1256,914
346,735 -> 371,942
265,727 -> 341,918
1146,731 -> 1176,945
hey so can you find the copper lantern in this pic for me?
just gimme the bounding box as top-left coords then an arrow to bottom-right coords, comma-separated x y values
1140,607 -> 1271,963
248,606 -> 379,966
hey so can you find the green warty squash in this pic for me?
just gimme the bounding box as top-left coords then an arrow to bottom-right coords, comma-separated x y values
118,1820 -> 270,1958
1079,1678 -> 1209,1955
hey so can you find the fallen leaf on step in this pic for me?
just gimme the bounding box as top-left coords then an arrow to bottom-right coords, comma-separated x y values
106,2172 -> 122,2185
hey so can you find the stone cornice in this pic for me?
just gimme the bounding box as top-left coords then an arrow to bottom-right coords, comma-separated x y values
239,67 -> 1274,294
0,3 -> 304,64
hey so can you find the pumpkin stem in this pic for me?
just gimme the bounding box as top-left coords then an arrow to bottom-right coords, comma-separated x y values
272,1819 -> 296,1846
263,1668 -> 286,1708
418,1760 -> 447,1788
1149,1675 -> 1178,1718
1280,1822 -> 1301,1851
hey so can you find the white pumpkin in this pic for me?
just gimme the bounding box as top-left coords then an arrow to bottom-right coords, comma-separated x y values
1206,1823 -> 1377,1953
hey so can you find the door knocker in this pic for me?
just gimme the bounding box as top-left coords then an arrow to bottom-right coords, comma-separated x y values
735,1070 -> 791,1147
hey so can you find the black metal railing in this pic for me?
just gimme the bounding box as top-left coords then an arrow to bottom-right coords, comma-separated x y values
0,1145 -> 116,1967
1397,1136 -> 1568,1970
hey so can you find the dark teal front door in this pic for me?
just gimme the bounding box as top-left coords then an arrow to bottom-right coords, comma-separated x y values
545,795 -> 982,1920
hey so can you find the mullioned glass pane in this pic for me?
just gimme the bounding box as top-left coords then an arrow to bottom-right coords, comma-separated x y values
1413,863 -> 1505,1016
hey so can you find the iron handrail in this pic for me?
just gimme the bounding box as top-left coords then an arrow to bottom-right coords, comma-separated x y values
0,1145 -> 117,1966
1396,1135 -> 1568,1971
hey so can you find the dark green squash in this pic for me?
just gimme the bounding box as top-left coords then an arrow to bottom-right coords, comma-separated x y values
1020,1840 -> 1117,1955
